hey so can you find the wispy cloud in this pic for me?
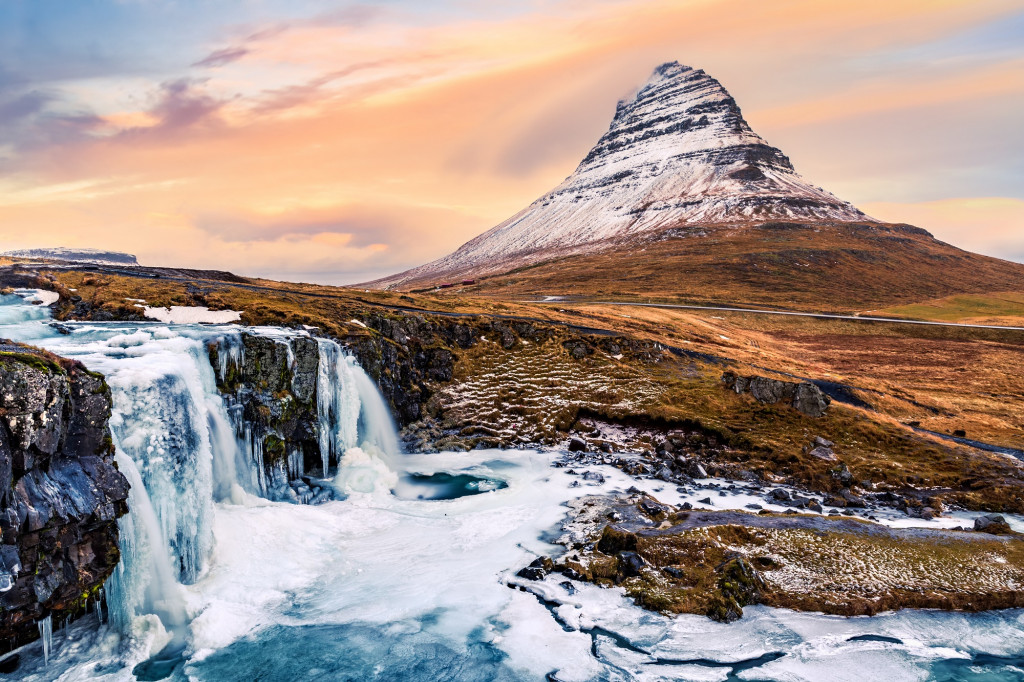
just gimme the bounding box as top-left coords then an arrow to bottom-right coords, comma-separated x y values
0,0 -> 1021,281
193,46 -> 250,69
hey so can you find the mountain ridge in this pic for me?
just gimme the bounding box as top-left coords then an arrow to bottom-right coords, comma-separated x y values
2,247 -> 139,266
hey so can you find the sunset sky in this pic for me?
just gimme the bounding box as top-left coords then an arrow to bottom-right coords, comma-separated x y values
1,0 -> 1022,284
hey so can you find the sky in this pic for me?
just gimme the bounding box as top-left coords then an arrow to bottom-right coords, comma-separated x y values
0,0 -> 1022,284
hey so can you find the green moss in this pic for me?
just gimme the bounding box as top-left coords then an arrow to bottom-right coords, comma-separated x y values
263,433 -> 287,465
0,351 -> 64,374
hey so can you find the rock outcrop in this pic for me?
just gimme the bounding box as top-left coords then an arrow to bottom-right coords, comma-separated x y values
721,371 -> 831,417
209,333 -> 335,504
0,343 -> 129,652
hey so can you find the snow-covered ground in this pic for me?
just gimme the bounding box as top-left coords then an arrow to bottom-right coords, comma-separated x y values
143,306 -> 242,324
12,288 -> 61,306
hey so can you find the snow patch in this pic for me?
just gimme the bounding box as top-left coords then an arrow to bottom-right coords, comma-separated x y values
143,306 -> 241,324
14,288 -> 60,306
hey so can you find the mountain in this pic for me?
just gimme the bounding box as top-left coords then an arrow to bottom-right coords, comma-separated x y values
370,62 -> 870,287
368,62 -> 1024,311
3,247 -> 139,266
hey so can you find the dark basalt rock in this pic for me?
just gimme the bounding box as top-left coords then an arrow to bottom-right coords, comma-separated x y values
516,556 -> 554,581
721,371 -> 831,417
211,332 -> 322,490
974,514 -> 1013,535
0,344 -> 129,652
617,551 -> 647,578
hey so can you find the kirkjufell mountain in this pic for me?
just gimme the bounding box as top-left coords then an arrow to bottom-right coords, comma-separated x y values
372,62 -> 870,287
370,62 -> 1024,310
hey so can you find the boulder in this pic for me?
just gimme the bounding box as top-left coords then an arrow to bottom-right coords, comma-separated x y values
974,514 -> 1012,534
809,446 -> 837,461
841,490 -> 867,508
792,383 -> 831,418
617,551 -> 647,578
721,372 -> 830,417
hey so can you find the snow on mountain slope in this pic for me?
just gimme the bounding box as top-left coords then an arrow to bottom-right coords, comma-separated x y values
2,247 -> 139,266
371,62 -> 872,288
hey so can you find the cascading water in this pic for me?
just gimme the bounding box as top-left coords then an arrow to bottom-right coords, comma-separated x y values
315,339 -> 360,476
0,293 -> 400,663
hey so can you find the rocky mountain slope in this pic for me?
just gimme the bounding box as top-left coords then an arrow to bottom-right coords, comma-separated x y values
0,343 -> 128,652
370,61 -> 872,288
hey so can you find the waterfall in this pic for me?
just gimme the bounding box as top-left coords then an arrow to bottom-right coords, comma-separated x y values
316,339 -> 360,475
103,340 -> 218,585
353,367 -> 400,461
104,450 -> 187,635
0,294 -> 403,650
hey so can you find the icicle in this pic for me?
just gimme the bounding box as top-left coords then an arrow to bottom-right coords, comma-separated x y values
316,339 -> 338,475
215,331 -> 245,384
38,615 -> 52,665
288,447 -> 304,480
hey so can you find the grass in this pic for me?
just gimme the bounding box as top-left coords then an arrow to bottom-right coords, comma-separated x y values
12,260 -> 1024,512
399,221 -> 1024,314
565,498 -> 1024,620
877,292 -> 1024,325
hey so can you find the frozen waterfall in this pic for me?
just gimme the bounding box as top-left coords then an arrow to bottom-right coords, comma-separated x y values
0,293 -> 400,646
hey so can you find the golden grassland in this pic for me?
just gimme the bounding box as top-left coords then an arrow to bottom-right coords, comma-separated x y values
10,259 -> 1024,511
413,222 -> 1024,314
877,292 -> 1024,325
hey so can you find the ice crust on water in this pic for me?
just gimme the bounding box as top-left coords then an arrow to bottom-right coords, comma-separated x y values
1,293 -> 1023,681
13,288 -> 60,306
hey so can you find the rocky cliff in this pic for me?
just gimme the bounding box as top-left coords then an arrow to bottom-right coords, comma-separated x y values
209,332 -> 336,503
0,342 -> 129,652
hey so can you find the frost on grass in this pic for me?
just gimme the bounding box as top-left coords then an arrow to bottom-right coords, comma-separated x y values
552,494 -> 1024,621
433,340 -> 664,445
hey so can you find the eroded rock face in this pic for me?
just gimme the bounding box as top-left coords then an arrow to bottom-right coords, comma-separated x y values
210,333 -> 327,503
721,371 -> 831,417
0,344 -> 128,651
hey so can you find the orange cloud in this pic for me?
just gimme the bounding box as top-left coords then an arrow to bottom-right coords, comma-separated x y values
863,198 -> 1024,261
0,0 -> 1021,281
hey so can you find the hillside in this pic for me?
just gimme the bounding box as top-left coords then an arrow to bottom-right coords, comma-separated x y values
368,62 -> 1024,310
435,221 -> 1024,312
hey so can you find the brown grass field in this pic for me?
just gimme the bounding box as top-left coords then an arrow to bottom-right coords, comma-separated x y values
399,221 -> 1024,314
3,253 -> 1023,512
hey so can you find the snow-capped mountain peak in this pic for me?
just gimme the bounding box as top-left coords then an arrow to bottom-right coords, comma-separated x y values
372,61 -> 872,287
